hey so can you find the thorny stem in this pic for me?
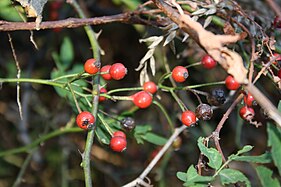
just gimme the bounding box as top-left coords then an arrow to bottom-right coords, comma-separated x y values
122,125 -> 187,187
68,1 -> 101,187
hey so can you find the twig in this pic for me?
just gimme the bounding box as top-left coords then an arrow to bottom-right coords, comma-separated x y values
152,0 -> 248,83
245,84 -> 281,127
0,11 -> 165,31
122,125 -> 187,187
0,127 -> 82,157
67,0 -> 101,186
8,33 -> 23,120
12,151 -> 35,187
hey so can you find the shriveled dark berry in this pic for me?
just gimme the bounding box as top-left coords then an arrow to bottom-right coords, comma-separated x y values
207,88 -> 226,106
195,103 -> 213,120
120,117 -> 135,131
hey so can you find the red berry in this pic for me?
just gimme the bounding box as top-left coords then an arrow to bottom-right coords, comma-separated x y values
143,81 -> 157,94
225,75 -> 240,90
132,91 -> 153,109
109,63 -> 127,80
201,54 -> 217,69
273,16 -> 281,29
99,87 -> 107,102
110,136 -> 127,152
239,106 -> 255,121
76,111 -> 95,130
172,66 -> 189,83
84,58 -> 101,75
278,69 -> 281,79
181,110 -> 197,127
113,131 -> 126,138
100,65 -> 112,80
244,93 -> 256,106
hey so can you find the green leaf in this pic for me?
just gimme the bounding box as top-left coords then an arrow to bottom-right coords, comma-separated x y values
95,122 -> 111,145
230,152 -> 272,163
219,168 -> 251,187
0,0 -> 23,21
134,125 -> 152,134
197,137 -> 222,170
176,172 -> 187,182
133,125 -> 167,145
142,132 -> 167,146
60,37 -> 74,70
267,123 -> 281,175
256,166 -> 280,187
236,145 -> 253,155
183,165 -> 213,186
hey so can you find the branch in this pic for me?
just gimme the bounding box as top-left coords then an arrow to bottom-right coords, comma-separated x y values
0,12 -> 165,31
151,0 -> 248,83
122,125 -> 187,187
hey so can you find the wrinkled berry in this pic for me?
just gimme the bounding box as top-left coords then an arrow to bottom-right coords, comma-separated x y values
195,103 -> 213,120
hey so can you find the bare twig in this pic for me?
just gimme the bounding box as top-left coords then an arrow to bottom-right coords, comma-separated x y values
245,84 -> 281,127
122,125 -> 187,187
151,0 -> 247,83
0,11 -> 165,31
8,33 -> 23,120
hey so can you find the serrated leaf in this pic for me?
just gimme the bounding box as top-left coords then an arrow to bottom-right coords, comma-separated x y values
191,8 -> 207,15
256,166 -> 280,187
142,132 -> 167,146
135,49 -> 154,71
60,37 -> 74,70
149,56 -> 156,76
267,123 -> 281,175
197,137 -> 222,170
203,16 -> 213,28
219,169 -> 251,187
181,165 -> 213,185
230,152 -> 272,163
163,31 -> 176,46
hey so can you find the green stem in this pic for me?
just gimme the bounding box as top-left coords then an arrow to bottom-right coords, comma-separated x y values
52,72 -> 89,81
97,113 -> 114,136
170,90 -> 186,112
153,101 -> 174,131
69,1 -> 101,187
12,151 -> 35,187
0,127 -> 82,157
68,83 -> 82,113
0,78 -> 64,88
107,87 -> 142,94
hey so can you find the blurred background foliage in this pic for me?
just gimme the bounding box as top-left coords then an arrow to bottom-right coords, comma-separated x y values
0,0 -> 281,186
